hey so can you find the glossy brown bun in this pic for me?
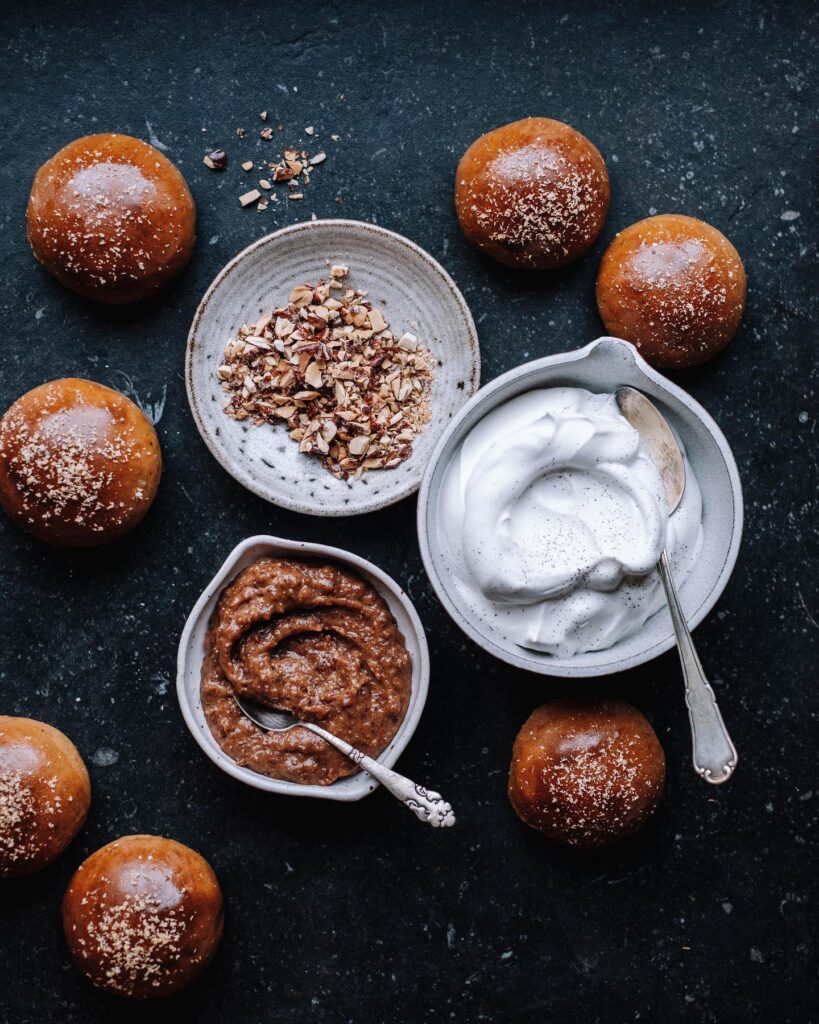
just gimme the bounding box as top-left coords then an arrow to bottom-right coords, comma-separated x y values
508,698 -> 665,850
596,214 -> 746,368
0,716 -> 90,877
0,378 -> 162,547
27,133 -> 195,304
63,834 -> 223,999
455,117 -> 610,269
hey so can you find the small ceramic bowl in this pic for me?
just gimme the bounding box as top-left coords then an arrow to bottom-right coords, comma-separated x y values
186,219 -> 480,516
176,535 -> 430,800
417,336 -> 744,678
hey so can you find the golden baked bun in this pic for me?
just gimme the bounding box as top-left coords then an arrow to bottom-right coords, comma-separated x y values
455,117 -> 610,269
508,699 -> 665,850
63,835 -> 223,999
0,378 -> 162,547
27,133 -> 195,304
596,214 -> 746,368
0,716 -> 90,877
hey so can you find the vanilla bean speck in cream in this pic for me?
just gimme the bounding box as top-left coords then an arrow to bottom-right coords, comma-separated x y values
438,387 -> 704,657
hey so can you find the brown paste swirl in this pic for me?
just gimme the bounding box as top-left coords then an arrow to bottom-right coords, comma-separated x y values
201,557 -> 412,785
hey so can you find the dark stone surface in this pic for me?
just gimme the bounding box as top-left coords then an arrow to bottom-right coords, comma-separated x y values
0,1 -> 816,1021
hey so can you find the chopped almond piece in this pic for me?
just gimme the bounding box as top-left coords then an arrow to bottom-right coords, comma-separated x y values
304,363 -> 323,388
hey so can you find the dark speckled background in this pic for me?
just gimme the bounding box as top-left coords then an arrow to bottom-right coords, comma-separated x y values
0,1 -> 816,1021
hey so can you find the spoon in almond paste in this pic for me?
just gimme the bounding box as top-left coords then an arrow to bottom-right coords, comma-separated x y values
616,386 -> 738,784
233,694 -> 456,826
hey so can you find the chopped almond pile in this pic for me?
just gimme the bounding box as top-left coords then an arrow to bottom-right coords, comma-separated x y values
218,266 -> 434,479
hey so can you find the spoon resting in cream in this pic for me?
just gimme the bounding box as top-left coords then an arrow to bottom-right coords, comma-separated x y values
616,386 -> 738,784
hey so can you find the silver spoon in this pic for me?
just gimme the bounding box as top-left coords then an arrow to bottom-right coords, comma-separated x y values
233,694 -> 456,826
616,386 -> 738,784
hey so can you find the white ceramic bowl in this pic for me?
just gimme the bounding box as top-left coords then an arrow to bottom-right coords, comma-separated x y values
186,219 -> 480,516
176,535 -> 430,800
417,336 -> 744,678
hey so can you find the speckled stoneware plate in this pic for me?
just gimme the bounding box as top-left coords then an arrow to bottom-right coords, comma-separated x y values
176,535 -> 430,801
417,336 -> 744,678
186,220 -> 480,515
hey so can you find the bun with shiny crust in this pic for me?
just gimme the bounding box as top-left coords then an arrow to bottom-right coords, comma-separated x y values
0,378 -> 162,547
508,698 -> 665,849
596,213 -> 746,368
27,133 -> 195,304
62,835 -> 224,999
0,716 -> 90,877
455,117 -> 610,269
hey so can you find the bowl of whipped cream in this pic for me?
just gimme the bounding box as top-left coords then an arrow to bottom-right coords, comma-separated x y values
417,336 -> 743,677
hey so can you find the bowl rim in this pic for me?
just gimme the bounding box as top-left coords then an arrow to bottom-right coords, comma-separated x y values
185,218 -> 481,517
416,335 -> 744,677
176,533 -> 431,800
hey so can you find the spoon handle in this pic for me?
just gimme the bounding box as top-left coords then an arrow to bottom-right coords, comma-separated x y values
303,722 -> 456,827
659,551 -> 738,784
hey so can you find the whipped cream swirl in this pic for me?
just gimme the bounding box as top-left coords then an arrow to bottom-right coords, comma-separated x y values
439,387 -> 704,657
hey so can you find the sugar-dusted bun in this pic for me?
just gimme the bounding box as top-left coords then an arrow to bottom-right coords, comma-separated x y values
0,716 -> 90,877
0,378 -> 162,546
27,133 -> 195,304
508,698 -> 665,849
63,835 -> 223,999
455,117 -> 610,269
596,214 -> 746,368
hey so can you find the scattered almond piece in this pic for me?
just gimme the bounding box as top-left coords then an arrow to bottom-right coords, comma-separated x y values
203,149 -> 228,171
305,126 -> 314,135
241,160 -> 254,172
239,189 -> 262,207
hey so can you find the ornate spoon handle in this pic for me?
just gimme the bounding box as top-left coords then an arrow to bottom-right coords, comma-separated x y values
659,551 -> 738,784
303,722 -> 456,827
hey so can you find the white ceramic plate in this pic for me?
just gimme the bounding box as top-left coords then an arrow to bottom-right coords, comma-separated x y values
417,336 -> 744,678
186,220 -> 480,516
176,535 -> 430,801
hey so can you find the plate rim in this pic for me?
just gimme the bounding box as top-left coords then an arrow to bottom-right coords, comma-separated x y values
185,218 -> 481,516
